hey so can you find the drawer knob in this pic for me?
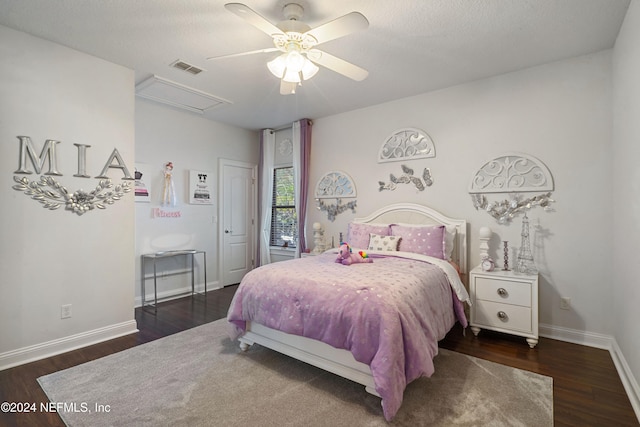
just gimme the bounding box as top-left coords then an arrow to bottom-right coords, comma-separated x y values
497,287 -> 508,297
497,311 -> 508,320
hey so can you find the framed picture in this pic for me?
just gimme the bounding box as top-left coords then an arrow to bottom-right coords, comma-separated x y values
134,163 -> 152,203
189,170 -> 214,205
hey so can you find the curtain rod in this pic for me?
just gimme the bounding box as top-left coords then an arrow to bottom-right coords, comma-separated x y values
271,119 -> 313,132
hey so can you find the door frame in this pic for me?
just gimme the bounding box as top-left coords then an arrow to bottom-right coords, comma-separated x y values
218,158 -> 258,287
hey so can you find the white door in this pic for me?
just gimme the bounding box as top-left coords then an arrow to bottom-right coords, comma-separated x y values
219,159 -> 257,286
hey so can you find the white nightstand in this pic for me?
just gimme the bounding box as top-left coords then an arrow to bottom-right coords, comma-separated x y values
469,266 -> 539,348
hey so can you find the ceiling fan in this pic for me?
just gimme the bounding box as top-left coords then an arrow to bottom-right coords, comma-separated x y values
208,3 -> 369,95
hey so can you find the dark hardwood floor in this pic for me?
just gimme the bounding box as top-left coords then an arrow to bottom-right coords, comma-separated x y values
1,285 -> 637,426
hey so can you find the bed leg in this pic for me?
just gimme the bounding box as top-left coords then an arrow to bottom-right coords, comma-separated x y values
365,386 -> 381,397
239,342 -> 251,352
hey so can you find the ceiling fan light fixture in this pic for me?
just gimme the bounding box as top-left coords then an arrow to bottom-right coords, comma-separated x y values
281,50 -> 305,73
282,68 -> 302,83
221,3 -> 370,93
301,59 -> 319,80
268,51 -> 318,83
267,54 -> 287,78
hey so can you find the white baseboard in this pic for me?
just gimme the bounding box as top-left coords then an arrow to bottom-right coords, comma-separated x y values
0,320 -> 138,372
540,323 -> 640,423
539,323 -> 613,349
2,281 -> 221,371
610,339 -> 640,423
135,280 -> 221,307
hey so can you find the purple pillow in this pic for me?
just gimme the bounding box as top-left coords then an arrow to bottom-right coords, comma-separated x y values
390,224 -> 446,259
347,223 -> 390,249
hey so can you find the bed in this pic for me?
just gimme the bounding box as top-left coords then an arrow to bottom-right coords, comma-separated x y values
226,203 -> 469,421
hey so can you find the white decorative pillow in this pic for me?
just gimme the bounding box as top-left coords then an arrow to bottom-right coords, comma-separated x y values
368,233 -> 401,252
444,225 -> 457,261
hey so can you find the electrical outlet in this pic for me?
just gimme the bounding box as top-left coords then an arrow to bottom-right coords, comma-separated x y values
560,297 -> 571,310
61,304 -> 72,319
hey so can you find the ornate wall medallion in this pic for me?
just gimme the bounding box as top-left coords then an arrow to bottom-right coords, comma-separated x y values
315,171 -> 357,221
469,153 -> 553,193
378,128 -> 435,163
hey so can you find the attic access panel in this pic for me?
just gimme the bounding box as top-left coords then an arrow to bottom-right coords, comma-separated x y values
135,75 -> 231,114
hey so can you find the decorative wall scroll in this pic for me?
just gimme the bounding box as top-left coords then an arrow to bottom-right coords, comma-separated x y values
468,153 -> 553,194
316,198 -> 357,222
315,171 -> 357,221
378,128 -> 435,163
278,138 -> 293,156
472,192 -> 554,224
379,164 -> 432,192
12,176 -> 131,215
469,153 -> 555,224
315,171 -> 356,198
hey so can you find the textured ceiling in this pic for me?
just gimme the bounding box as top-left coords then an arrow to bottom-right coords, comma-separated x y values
0,0 -> 630,130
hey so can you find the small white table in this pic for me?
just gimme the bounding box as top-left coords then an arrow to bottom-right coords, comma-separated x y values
469,266 -> 539,348
140,250 -> 207,313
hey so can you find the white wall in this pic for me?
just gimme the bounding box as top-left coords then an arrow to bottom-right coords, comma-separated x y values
0,25 -> 259,368
308,50 -> 613,338
135,100 -> 258,302
612,0 -> 640,414
0,25 -> 136,368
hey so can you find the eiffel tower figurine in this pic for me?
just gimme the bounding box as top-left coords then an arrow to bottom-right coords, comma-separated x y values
516,213 -> 538,274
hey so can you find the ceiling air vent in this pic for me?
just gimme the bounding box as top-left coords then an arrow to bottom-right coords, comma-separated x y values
135,75 -> 231,114
171,59 -> 204,75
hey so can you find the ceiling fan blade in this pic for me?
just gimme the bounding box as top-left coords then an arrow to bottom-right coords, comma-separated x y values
305,12 -> 368,45
225,3 -> 284,37
280,80 -> 298,95
207,47 -> 279,61
307,49 -> 368,81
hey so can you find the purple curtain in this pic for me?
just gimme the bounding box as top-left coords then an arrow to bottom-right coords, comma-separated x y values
298,119 -> 312,253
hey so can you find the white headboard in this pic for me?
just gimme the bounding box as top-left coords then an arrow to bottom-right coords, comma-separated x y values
353,203 -> 468,278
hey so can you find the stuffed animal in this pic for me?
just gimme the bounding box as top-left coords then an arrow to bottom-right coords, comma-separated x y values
335,243 -> 373,266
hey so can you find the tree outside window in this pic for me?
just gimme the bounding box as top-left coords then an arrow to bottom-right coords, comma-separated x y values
270,167 -> 297,248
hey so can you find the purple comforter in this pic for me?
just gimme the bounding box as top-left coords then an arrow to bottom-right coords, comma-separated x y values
227,252 -> 467,421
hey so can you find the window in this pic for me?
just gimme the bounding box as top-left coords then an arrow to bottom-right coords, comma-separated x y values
270,167 -> 297,248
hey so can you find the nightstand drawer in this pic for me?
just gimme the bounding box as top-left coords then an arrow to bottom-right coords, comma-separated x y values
474,300 -> 532,333
475,277 -> 531,307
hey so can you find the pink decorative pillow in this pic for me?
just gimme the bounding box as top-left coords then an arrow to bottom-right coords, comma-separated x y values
390,224 -> 446,259
346,223 -> 390,249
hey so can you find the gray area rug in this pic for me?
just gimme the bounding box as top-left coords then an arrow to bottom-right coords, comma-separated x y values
38,319 -> 553,426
